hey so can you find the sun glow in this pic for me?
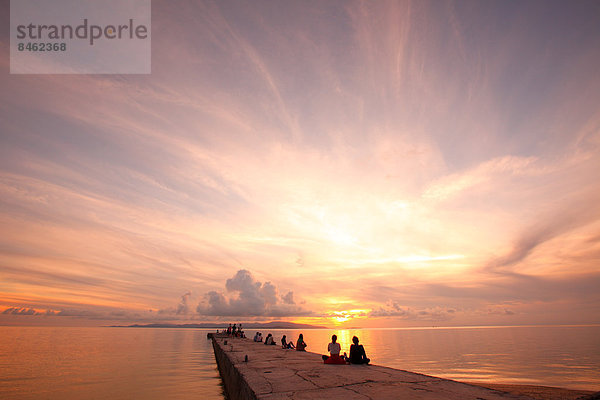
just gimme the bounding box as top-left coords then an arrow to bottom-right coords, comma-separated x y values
330,309 -> 368,325
332,312 -> 350,323
324,224 -> 357,246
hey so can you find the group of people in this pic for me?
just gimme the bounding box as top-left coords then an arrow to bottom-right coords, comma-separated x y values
252,332 -> 264,342
252,332 -> 369,365
280,333 -> 307,351
253,332 -> 307,351
224,323 -> 245,338
322,334 -> 370,365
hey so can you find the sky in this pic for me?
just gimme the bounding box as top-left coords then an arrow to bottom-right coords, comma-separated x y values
1,0 -> 600,328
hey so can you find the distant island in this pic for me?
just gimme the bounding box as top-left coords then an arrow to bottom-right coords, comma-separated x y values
112,321 -> 328,330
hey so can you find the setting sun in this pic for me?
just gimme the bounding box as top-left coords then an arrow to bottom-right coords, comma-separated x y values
329,310 -> 368,325
332,312 -> 350,324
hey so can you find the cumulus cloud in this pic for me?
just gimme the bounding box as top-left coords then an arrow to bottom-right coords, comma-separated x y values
157,291 -> 194,316
176,291 -> 192,315
196,269 -> 309,317
281,291 -> 295,305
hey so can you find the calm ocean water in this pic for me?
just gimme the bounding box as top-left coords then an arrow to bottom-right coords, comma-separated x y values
0,325 -> 599,399
0,327 -> 225,400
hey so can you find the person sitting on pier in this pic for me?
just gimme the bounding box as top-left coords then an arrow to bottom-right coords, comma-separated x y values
347,336 -> 370,364
264,333 -> 276,345
322,334 -> 346,364
281,335 -> 295,349
296,333 -> 307,351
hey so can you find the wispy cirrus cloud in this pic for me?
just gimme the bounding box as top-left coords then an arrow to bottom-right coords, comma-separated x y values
2,0 -> 600,327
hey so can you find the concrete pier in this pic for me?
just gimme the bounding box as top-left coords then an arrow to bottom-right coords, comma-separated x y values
211,335 -> 532,400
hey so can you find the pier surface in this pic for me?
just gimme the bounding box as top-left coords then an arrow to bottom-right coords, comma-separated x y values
211,335 -> 533,400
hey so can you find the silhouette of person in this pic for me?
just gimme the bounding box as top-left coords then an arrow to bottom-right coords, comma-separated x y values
264,333 -> 274,345
296,333 -> 307,351
281,335 -> 295,349
348,336 -> 370,364
323,334 -> 346,364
